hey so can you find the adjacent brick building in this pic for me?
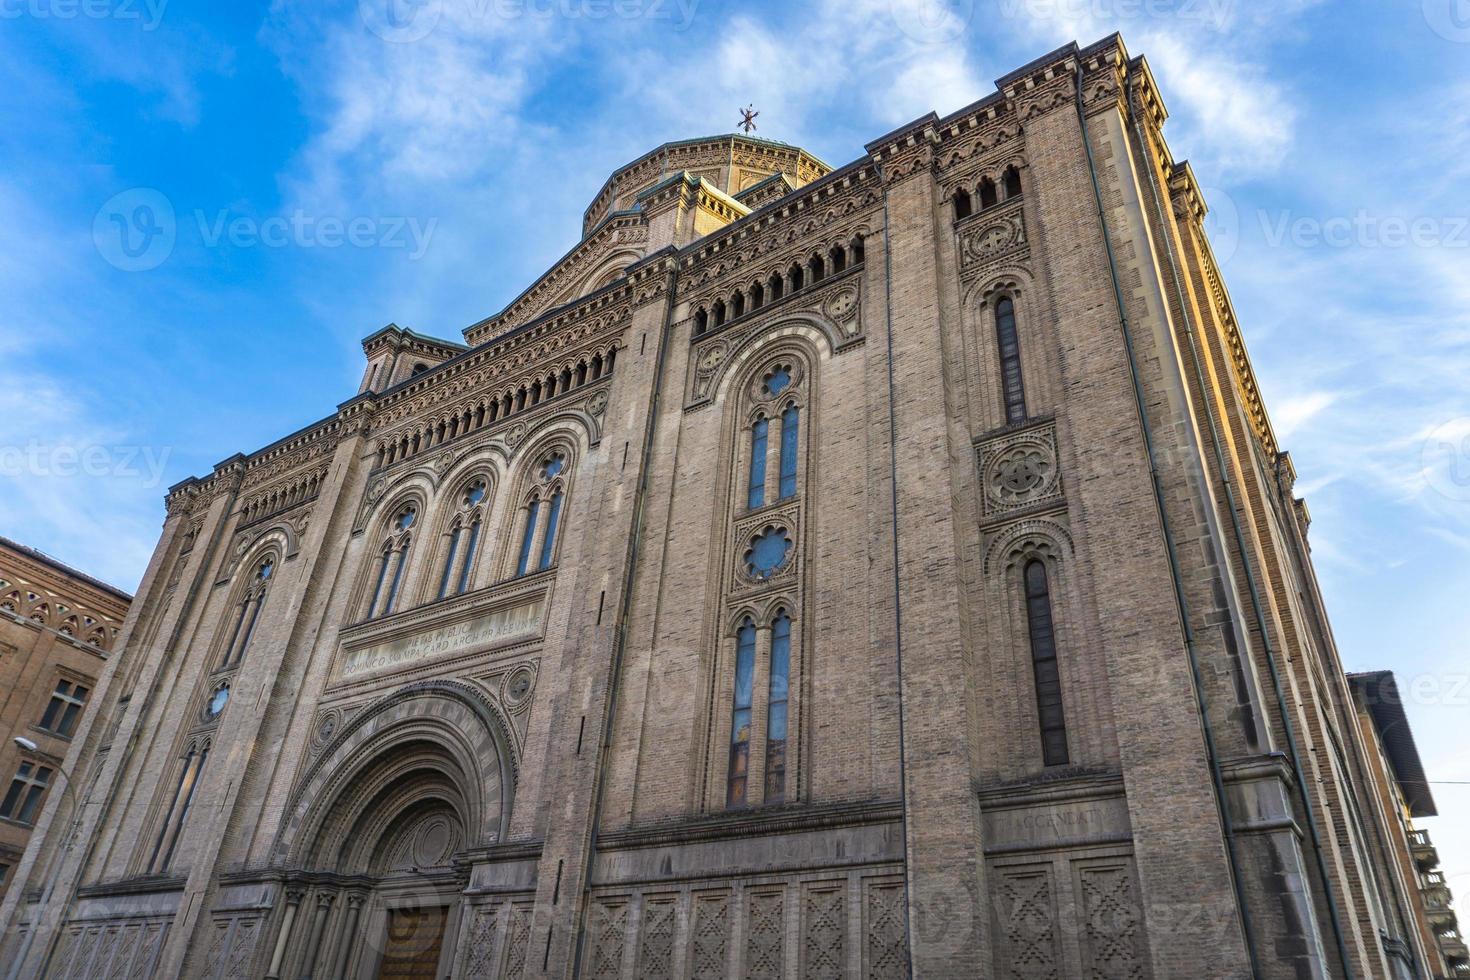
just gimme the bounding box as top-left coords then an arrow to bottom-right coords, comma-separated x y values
1,34 -> 1457,979
0,537 -> 128,902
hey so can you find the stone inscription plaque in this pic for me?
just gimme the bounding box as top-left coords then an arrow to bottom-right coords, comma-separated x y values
982,796 -> 1130,853
342,599 -> 542,678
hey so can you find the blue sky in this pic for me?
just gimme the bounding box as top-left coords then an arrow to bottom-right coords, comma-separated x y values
3,0 -> 1468,911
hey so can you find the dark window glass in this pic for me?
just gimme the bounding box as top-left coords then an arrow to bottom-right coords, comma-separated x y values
748,418 -> 769,510
368,547 -> 391,618
383,543 -> 408,615
516,500 -> 541,576
538,491 -> 564,571
765,613 -> 791,804
1025,560 -> 1069,766
438,525 -> 462,599
457,521 -> 481,594
42,681 -> 89,738
996,297 -> 1027,424
954,190 -> 972,220
1,763 -> 52,825
1004,166 -> 1023,198
161,747 -> 208,869
727,618 -> 756,807
778,407 -> 799,500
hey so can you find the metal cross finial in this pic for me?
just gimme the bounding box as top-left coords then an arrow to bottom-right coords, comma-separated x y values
739,105 -> 759,134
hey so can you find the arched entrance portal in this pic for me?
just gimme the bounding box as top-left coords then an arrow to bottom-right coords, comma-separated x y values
267,681 -> 516,979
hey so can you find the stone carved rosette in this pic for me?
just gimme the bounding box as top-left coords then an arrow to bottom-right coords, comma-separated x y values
977,421 -> 1064,521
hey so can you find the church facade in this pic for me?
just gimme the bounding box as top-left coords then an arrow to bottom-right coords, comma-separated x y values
1,34 -> 1447,979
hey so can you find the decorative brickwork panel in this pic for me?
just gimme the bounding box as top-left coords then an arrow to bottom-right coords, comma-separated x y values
744,890 -> 785,979
637,898 -> 677,980
224,917 -> 261,978
587,900 -> 628,979
800,883 -> 846,980
993,867 -> 1060,979
1077,863 -> 1148,980
461,904 -> 501,979
690,893 -> 730,980
977,422 -> 1063,519
863,881 -> 908,980
502,907 -> 533,980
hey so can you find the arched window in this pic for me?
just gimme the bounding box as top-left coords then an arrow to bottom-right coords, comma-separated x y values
979,177 -> 998,210
748,417 -> 769,510
713,300 -> 726,327
1024,560 -> 1068,766
368,504 -> 416,618
514,450 -> 570,577
831,245 -> 847,273
732,292 -> 745,318
222,558 -> 273,668
809,254 -> 825,282
751,282 -> 764,309
995,297 -> 1027,424
768,272 -> 783,301
727,617 -> 756,807
765,611 -> 791,804
953,189 -> 973,220
788,264 -> 804,291
694,308 -> 708,335
778,405 -> 799,500
851,235 -> 865,264
438,480 -> 487,599
1003,165 -> 1023,199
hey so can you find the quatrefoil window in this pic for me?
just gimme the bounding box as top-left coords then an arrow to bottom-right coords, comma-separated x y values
394,505 -> 417,531
462,480 -> 487,507
541,454 -> 566,480
761,365 -> 792,398
745,526 -> 793,579
206,683 -> 230,720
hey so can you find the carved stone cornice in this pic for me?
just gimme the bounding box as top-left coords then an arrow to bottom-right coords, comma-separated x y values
677,172 -> 881,300
595,799 -> 903,852
866,120 -> 939,185
465,211 -> 650,345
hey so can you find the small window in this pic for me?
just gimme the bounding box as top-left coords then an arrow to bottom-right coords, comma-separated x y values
995,297 -> 1027,424
748,418 -> 769,510
206,683 -> 230,721
0,762 -> 52,825
778,406 -> 799,500
38,680 -> 89,738
765,612 -> 791,804
727,618 -> 756,807
411,362 -> 429,376
1024,560 -> 1069,766
1003,166 -> 1023,199
953,190 -> 973,220
979,178 -> 998,210
516,499 -> 541,577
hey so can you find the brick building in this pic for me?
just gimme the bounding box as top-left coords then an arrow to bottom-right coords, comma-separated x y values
1,34 -> 1456,979
0,538 -> 128,903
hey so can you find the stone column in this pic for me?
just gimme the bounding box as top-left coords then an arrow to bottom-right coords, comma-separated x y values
297,892 -> 335,979
265,888 -> 304,980
329,893 -> 366,979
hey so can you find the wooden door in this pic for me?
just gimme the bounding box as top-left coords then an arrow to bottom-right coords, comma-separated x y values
377,906 -> 448,979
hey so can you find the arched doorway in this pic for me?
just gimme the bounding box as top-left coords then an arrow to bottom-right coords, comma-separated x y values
267,681 -> 516,979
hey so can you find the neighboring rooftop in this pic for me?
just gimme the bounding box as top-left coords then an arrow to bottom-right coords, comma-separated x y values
0,535 -> 133,603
